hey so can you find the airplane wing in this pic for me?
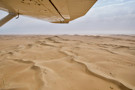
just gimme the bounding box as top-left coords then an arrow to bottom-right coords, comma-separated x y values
0,0 -> 97,26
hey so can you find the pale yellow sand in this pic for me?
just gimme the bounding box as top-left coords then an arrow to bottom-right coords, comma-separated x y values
0,35 -> 135,90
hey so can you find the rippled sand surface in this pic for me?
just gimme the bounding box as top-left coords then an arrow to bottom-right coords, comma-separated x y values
0,35 -> 135,90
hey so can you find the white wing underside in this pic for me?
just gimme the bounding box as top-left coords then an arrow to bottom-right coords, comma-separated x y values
0,0 -> 97,26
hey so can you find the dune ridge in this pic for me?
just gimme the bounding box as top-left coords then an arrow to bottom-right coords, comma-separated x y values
60,47 -> 132,90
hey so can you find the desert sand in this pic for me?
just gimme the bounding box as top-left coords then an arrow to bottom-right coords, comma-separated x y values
0,35 -> 135,90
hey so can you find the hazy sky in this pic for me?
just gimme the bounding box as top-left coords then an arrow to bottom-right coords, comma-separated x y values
0,0 -> 135,35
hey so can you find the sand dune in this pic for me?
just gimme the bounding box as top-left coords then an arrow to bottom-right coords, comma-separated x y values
0,35 -> 135,90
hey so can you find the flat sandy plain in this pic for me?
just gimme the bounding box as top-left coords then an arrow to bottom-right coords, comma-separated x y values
0,35 -> 135,90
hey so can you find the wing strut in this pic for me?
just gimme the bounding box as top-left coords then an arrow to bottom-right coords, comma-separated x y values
0,12 -> 16,27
